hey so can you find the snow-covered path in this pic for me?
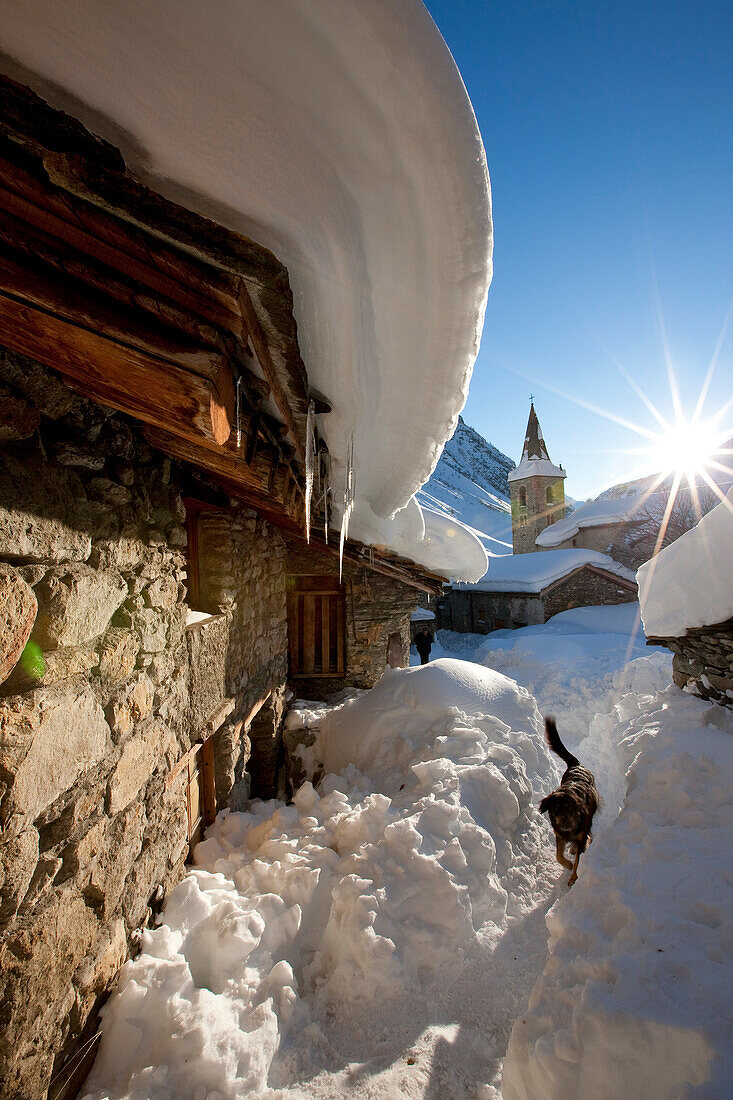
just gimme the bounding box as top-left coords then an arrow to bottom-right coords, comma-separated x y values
81,606 -> 733,1099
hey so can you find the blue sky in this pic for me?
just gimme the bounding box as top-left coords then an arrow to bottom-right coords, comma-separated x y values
424,0 -> 732,499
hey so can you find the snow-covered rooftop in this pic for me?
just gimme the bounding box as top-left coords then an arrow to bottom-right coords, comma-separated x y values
638,487 -> 733,637
0,0 -> 493,580
410,606 -> 435,621
453,549 -> 637,593
536,491 -> 646,547
507,458 -> 566,483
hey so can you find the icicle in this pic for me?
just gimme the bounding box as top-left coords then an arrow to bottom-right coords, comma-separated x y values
338,436 -> 355,581
235,375 -> 244,449
304,400 -> 316,542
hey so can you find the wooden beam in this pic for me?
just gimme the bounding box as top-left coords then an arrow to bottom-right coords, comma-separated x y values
0,205 -> 233,357
0,293 -> 233,445
143,424 -> 292,511
0,161 -> 244,335
238,284 -> 306,463
0,247 -> 231,384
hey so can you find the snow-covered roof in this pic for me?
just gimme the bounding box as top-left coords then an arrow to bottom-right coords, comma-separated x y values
453,549 -> 637,594
0,1 -> 492,581
411,607 -> 435,621
536,491 -> 646,547
507,458 -> 566,483
638,487 -> 733,637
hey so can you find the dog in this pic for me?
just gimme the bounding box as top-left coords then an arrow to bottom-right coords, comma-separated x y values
539,717 -> 599,886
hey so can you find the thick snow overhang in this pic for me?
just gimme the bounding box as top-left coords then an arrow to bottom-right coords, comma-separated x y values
452,549 -> 637,594
639,487 -> 733,638
0,0 -> 492,581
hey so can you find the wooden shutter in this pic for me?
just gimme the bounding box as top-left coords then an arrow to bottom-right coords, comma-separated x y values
287,576 -> 345,677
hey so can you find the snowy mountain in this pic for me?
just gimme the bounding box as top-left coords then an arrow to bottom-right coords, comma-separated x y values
417,416 -> 515,555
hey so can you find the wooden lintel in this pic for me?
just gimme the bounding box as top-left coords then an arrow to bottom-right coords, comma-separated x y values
0,293 -> 233,445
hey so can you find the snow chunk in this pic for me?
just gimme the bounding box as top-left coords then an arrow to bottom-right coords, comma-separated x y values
81,659 -> 557,1099
638,487 -> 733,636
411,606 -> 435,622
453,548 -> 637,593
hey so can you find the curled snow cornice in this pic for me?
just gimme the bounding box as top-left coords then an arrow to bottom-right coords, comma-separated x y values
0,0 -> 493,580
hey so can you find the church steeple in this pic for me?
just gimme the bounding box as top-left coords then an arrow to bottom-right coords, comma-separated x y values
508,403 -> 567,554
520,402 -> 552,463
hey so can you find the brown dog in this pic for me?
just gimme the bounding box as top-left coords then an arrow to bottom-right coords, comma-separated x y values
539,717 -> 599,886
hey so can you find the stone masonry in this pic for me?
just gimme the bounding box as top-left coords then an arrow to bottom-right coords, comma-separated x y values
0,351 -> 289,1100
650,619 -> 733,707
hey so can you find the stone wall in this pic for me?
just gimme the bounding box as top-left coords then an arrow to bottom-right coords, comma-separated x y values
652,621 -> 733,706
441,567 -> 636,635
510,475 -> 566,555
285,541 -> 424,697
0,351 -> 288,1099
439,590 -> 544,633
542,567 -> 637,621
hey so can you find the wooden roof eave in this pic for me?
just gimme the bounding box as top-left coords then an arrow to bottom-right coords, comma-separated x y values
0,73 -> 321,531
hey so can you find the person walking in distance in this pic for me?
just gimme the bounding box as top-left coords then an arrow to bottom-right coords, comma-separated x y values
415,625 -> 433,665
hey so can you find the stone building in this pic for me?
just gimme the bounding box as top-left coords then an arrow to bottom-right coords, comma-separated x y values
0,79 -> 448,1100
508,404 -> 567,554
440,550 -> 637,633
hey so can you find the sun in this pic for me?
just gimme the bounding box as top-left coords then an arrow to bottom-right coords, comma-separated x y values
648,414 -> 726,482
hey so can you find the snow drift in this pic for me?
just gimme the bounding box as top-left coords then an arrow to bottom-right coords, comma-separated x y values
81,661 -> 558,1099
503,689 -> 733,1100
0,0 -> 493,578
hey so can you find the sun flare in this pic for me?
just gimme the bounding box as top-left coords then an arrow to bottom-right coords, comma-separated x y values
648,415 -> 725,481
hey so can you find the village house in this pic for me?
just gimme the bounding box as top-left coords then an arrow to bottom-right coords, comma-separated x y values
0,20 -> 492,1092
440,405 -> 638,633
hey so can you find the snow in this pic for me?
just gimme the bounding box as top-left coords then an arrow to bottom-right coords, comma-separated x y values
638,486 -> 733,637
0,0 -> 492,579
507,458 -> 565,483
348,497 -> 489,583
536,490 -> 646,547
83,660 -> 559,1099
410,606 -> 435,622
417,415 -> 514,557
452,548 -> 637,593
80,599 -> 733,1098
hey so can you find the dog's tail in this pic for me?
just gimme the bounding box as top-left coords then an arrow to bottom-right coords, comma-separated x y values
544,717 -> 579,768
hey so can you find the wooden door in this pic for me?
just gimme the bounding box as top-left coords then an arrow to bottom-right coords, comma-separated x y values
287,575 -> 345,677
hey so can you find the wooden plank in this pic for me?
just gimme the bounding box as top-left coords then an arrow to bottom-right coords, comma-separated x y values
321,595 -> 331,673
287,591 -> 299,675
201,737 -> 217,827
336,594 -> 346,674
238,284 -> 306,463
0,162 -> 244,333
290,575 -> 343,593
0,292 -> 233,445
303,595 -> 316,674
0,247 -> 229,382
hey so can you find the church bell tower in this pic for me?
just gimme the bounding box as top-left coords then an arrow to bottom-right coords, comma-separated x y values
508,403 -> 566,554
